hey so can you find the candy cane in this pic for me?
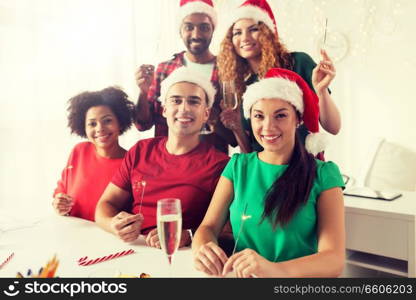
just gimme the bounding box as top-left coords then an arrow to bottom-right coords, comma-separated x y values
0,253 -> 14,269
77,249 -> 135,266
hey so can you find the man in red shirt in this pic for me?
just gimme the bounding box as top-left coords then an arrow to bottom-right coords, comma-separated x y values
135,0 -> 237,154
95,67 -> 229,248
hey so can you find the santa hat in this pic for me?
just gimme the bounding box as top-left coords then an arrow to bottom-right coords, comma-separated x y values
223,0 -> 277,34
177,0 -> 217,28
160,67 -> 216,108
243,68 -> 328,155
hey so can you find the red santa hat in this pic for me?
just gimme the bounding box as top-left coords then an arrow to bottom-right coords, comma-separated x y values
160,67 -> 216,108
223,0 -> 277,34
178,0 -> 217,28
243,68 -> 328,155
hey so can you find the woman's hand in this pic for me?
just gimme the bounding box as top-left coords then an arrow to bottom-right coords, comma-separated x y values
312,49 -> 336,96
219,100 -> 243,132
193,241 -> 228,276
52,193 -> 73,216
222,249 -> 276,278
110,211 -> 144,243
145,228 -> 193,249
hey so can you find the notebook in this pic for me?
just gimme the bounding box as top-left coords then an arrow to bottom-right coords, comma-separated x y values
343,186 -> 402,201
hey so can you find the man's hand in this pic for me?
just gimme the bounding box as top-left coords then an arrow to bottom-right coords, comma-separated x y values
110,211 -> 144,242
145,228 -> 193,249
219,100 -> 243,132
135,64 -> 154,94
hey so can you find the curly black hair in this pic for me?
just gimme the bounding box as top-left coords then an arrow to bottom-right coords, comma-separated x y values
67,86 -> 135,138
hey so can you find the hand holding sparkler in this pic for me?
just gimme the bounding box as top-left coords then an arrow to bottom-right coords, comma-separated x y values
110,211 -> 143,243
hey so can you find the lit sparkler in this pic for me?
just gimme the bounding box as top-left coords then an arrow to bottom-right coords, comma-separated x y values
231,203 -> 251,256
138,180 -> 146,214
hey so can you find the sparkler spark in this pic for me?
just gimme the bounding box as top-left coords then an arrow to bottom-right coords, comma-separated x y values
138,180 -> 146,214
231,203 -> 251,256
323,18 -> 328,49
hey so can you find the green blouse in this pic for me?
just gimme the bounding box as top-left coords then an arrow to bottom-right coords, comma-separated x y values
222,152 -> 344,262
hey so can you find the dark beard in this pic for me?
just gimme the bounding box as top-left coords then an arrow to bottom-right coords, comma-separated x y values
186,38 -> 210,55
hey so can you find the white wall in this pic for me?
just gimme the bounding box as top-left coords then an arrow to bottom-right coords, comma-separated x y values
268,0 -> 415,181
0,0 -> 415,218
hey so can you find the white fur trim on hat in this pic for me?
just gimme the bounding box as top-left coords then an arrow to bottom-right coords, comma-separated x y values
305,132 -> 329,156
178,2 -> 217,28
222,5 -> 275,33
243,77 -> 304,119
160,67 -> 216,108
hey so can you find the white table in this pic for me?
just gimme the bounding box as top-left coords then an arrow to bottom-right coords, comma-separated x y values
0,215 -> 205,278
344,191 -> 416,277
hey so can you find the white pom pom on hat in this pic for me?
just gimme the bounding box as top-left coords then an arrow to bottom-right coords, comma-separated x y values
242,68 -> 328,155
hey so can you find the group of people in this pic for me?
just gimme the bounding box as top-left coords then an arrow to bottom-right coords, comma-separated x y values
52,0 -> 345,278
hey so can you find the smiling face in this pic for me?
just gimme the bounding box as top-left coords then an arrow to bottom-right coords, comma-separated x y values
251,98 -> 299,155
232,18 -> 262,61
85,105 -> 121,153
181,13 -> 214,56
162,81 -> 209,138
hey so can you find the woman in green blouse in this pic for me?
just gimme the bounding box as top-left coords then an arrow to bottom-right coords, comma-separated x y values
192,68 -> 345,278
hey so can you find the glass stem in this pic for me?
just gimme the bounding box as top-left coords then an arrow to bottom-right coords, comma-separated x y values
167,255 -> 173,278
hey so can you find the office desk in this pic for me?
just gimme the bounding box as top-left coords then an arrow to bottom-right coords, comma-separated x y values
344,191 -> 416,277
0,215 -> 204,278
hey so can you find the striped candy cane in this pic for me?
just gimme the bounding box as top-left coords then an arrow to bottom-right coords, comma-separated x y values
0,253 -> 14,269
77,249 -> 135,266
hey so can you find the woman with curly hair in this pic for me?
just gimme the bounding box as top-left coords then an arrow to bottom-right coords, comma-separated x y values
52,87 -> 135,221
217,0 -> 341,156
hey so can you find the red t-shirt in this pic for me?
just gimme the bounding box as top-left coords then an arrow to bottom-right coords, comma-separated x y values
111,137 -> 229,234
54,142 -> 124,221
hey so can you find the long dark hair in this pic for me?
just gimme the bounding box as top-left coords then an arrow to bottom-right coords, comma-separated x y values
262,131 -> 317,228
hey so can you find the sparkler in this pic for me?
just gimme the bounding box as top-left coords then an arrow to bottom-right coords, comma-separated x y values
138,180 -> 146,214
323,18 -> 328,49
231,203 -> 251,256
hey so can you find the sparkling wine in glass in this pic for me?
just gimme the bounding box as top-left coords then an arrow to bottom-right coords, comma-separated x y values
157,198 -> 182,270
222,80 -> 238,110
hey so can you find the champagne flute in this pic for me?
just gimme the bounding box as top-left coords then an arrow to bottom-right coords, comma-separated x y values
157,198 -> 182,276
222,80 -> 238,110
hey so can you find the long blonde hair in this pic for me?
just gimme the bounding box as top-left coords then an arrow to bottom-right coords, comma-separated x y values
217,22 -> 293,97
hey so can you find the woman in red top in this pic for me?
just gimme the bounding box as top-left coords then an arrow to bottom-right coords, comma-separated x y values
52,87 -> 135,221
